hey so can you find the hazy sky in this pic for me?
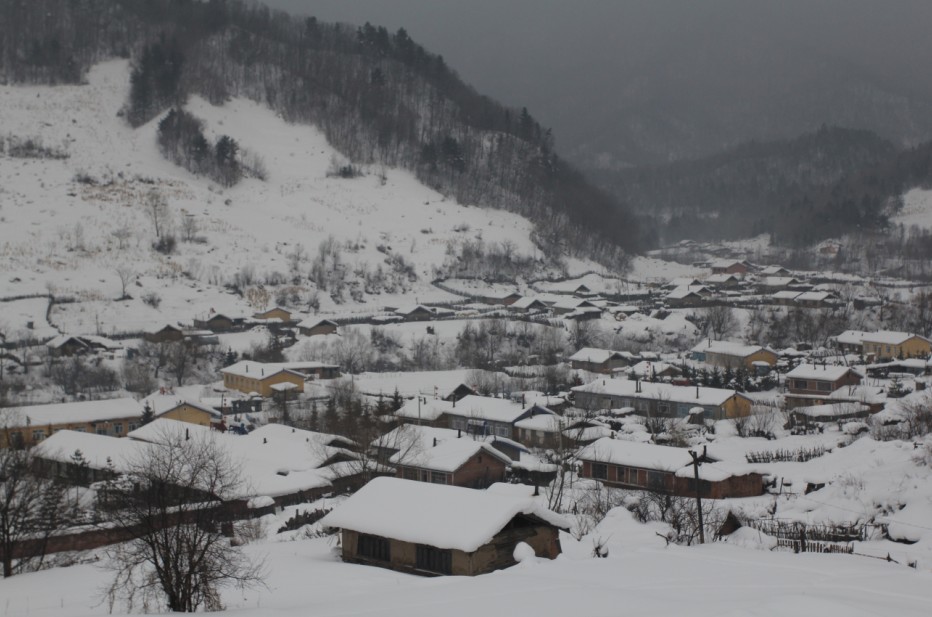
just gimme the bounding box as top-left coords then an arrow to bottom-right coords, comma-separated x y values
261,1 -> 932,166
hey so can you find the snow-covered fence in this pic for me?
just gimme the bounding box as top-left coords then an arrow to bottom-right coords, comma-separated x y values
745,445 -> 828,464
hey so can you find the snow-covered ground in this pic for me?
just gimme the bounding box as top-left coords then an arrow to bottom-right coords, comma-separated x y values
3,498 -> 932,617
894,188 -> 932,229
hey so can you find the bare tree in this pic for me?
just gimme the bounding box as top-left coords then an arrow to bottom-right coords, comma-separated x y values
180,213 -> 198,242
0,420 -> 69,578
144,189 -> 170,239
112,225 -> 132,250
115,265 -> 135,300
701,305 -> 738,340
103,428 -> 265,612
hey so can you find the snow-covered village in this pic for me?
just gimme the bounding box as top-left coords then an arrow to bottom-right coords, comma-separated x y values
4,1 -> 932,616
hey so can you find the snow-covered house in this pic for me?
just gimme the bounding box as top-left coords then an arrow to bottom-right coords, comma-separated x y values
45,334 -> 121,357
710,259 -> 750,275
220,360 -> 306,396
253,306 -> 293,322
568,347 -> 633,373
627,360 -> 682,381
1,398 -> 145,448
393,438 -> 511,488
861,331 -> 932,362
832,330 -> 869,354
691,339 -> 777,370
508,296 -> 549,313
572,379 -> 752,420
784,364 -> 863,408
439,395 -> 558,441
578,438 -> 763,498
297,318 -> 338,337
143,324 -> 184,343
320,477 -> 566,576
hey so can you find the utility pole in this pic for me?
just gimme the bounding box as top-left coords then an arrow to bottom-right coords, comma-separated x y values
689,449 -> 705,544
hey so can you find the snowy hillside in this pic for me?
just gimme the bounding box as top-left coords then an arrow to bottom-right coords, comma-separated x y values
894,188 -> 932,229
0,60 -> 583,337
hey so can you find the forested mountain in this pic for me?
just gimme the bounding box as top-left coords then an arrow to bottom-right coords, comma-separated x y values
596,126 -> 932,246
0,0 -> 645,263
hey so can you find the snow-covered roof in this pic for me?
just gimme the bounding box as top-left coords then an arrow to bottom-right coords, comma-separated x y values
509,296 -> 547,309
861,330 -> 931,346
828,384 -> 886,404
296,318 -> 338,329
125,419 -> 356,498
665,286 -> 704,300
771,290 -> 801,300
572,378 -> 746,407
578,437 -> 693,471
446,395 -> 545,424
628,361 -> 681,379
552,297 -> 597,311
691,339 -> 768,358
279,361 -> 340,372
8,397 -> 143,428
514,412 -> 564,432
394,398 -> 454,422
834,330 -> 869,346
320,477 -> 568,552
220,360 -> 304,379
786,363 -> 859,382
759,266 -> 789,275
568,347 -> 627,364
792,403 -> 869,418
706,274 -> 739,284
33,430 -> 143,471
393,438 -> 511,472
760,276 -> 799,287
796,291 -> 833,302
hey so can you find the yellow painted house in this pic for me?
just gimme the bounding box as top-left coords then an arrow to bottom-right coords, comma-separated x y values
254,307 -> 292,322
861,331 -> 932,361
157,401 -> 222,427
1,398 -> 144,449
221,360 -> 306,396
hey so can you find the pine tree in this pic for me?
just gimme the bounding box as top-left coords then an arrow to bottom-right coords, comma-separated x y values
141,401 -> 155,426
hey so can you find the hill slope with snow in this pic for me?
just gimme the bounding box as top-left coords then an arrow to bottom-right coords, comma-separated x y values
0,60 -> 577,336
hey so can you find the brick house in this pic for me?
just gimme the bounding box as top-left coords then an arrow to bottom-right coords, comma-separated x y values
253,307 -> 292,322
321,477 -> 565,576
710,259 -> 750,275
439,396 -> 559,441
572,379 -> 752,420
784,364 -> 862,408
577,438 -> 763,498
297,318 -> 339,337
393,438 -> 511,489
143,324 -> 184,343
568,347 -> 633,373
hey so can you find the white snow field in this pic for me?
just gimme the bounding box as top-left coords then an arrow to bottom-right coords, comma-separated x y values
2,504 -> 932,617
0,59 -> 587,336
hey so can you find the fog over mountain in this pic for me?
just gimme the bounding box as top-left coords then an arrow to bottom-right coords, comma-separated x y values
265,0 -> 932,169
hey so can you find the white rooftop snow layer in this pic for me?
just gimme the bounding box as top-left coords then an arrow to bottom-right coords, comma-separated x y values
320,477 -> 567,552
392,438 -> 510,472
568,347 -> 625,363
691,339 -> 766,358
861,330 -> 931,345
785,363 -> 858,382
9,397 -> 143,427
572,378 -> 744,406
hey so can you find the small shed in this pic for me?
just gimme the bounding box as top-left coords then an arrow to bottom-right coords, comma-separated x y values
298,319 -> 339,337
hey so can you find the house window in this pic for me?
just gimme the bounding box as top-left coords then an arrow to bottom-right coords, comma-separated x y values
114,423 -> 124,435
658,404 -> 670,415
32,429 -> 45,442
430,472 -> 449,484
416,544 -> 452,575
592,463 -> 608,480
129,423 -> 138,432
357,534 -> 390,562
402,467 -> 418,481
96,427 -> 108,435
817,382 -> 831,392
647,471 -> 666,492
495,425 -> 510,437
75,427 -> 86,433
793,379 -> 808,390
